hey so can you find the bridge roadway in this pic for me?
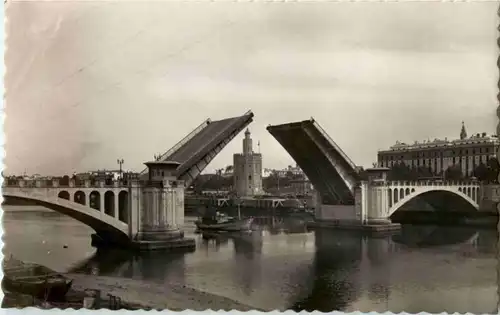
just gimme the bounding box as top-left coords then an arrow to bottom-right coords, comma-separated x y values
267,118 -> 360,205
141,110 -> 254,187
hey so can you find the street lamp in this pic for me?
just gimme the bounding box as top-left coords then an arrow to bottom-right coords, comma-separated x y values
117,159 -> 124,180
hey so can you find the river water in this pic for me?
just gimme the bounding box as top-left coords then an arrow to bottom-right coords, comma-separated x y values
2,208 -> 499,313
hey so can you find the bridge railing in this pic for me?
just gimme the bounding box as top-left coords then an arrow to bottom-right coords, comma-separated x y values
369,180 -> 480,187
2,178 -> 131,189
139,118 -> 212,175
310,120 -> 358,171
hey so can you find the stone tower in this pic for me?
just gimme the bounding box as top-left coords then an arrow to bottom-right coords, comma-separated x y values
233,129 -> 263,197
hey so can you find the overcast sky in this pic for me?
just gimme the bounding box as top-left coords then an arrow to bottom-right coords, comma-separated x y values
5,1 -> 498,175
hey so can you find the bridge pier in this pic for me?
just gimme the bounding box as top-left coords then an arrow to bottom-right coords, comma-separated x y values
311,168 -> 401,234
130,161 -> 195,251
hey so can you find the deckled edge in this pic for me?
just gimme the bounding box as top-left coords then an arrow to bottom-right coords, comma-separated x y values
0,1 -> 499,315
1,0 -> 6,313
496,3 -> 500,315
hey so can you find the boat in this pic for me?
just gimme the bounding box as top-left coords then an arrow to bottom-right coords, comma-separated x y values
195,212 -> 254,232
2,257 -> 73,301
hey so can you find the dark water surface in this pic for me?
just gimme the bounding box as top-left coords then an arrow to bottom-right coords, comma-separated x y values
2,209 -> 499,313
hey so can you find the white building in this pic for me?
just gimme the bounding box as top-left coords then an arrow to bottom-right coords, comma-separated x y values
377,122 -> 499,177
233,129 -> 263,197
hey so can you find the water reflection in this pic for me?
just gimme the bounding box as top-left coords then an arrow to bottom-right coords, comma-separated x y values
393,225 -> 478,248
63,218 -> 498,312
292,226 -> 497,313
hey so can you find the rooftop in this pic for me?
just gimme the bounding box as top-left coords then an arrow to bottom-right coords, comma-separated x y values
379,123 -> 499,153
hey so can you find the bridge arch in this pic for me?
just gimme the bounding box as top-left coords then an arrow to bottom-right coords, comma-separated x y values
58,191 -> 70,200
74,190 -> 86,205
89,191 -> 101,211
388,189 -> 392,207
389,187 -> 478,217
3,190 -> 129,243
104,191 -> 115,217
393,189 -> 398,204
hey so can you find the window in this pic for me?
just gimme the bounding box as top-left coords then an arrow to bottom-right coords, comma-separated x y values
249,175 -> 252,180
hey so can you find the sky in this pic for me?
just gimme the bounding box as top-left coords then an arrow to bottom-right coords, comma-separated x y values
5,1 -> 499,176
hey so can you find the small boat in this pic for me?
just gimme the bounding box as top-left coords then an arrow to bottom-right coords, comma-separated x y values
2,257 -> 73,301
2,273 -> 73,301
195,212 -> 254,232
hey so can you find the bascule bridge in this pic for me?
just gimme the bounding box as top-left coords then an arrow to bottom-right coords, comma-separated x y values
3,111 -> 254,250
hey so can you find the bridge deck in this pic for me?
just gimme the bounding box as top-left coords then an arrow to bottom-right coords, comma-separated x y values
267,119 -> 359,205
142,111 -> 254,185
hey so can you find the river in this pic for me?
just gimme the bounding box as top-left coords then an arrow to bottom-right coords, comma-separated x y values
2,207 -> 499,313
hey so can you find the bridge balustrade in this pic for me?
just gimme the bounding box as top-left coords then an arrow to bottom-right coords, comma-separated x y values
2,178 -> 129,189
384,180 -> 479,188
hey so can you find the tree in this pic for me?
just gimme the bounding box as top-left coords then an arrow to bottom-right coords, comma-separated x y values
224,165 -> 233,174
387,162 -> 413,180
415,166 -> 433,179
473,163 -> 489,181
486,157 -> 500,183
444,165 -> 462,180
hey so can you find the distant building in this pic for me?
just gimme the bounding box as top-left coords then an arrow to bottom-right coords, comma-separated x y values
264,164 -> 307,179
74,169 -> 134,181
290,179 -> 314,196
377,122 -> 499,177
233,129 -> 263,197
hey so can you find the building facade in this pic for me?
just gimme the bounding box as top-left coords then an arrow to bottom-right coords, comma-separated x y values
377,122 -> 499,178
233,129 -> 263,197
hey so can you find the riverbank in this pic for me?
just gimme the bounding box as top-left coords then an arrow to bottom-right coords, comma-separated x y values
64,273 -> 260,311
4,272 -> 261,311
2,257 -> 260,311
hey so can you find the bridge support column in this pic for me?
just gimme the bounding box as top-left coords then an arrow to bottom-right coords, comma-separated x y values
132,161 -> 195,251
128,180 -> 141,239
311,169 -> 400,234
114,194 -> 120,219
100,196 -> 105,213
361,182 -> 392,225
